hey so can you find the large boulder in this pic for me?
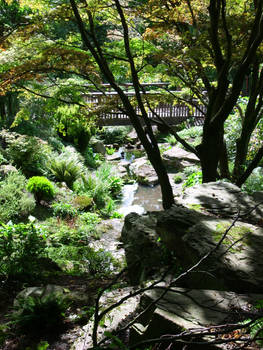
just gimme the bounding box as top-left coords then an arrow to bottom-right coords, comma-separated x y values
177,181 -> 263,225
121,212 -> 161,284
129,157 -> 158,186
131,286 -> 263,349
156,205 -> 263,292
162,146 -> 199,170
121,203 -> 263,292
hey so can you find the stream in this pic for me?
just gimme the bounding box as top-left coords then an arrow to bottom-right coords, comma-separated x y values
115,147 -> 163,214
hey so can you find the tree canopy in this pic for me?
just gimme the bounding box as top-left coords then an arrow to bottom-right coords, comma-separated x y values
1,0 -> 263,208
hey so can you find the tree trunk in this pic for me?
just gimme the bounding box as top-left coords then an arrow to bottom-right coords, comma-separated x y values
147,150 -> 175,209
197,121 -> 224,183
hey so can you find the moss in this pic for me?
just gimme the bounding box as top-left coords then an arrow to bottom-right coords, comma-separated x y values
187,203 -> 203,212
213,222 -> 252,252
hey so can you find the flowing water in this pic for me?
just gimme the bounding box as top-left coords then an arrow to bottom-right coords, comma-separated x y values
119,183 -> 162,213
114,147 -> 163,213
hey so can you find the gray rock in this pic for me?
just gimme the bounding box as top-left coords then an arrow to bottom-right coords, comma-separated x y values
117,204 -> 146,216
73,287 -> 140,350
107,153 -> 122,161
121,212 -> 161,284
0,164 -> 18,177
121,203 -> 263,292
178,181 -> 263,224
162,146 -> 199,170
89,138 -> 106,155
156,205 -> 263,292
129,157 -> 158,186
14,284 -> 65,307
130,286 -> 263,348
127,129 -> 139,144
90,218 -> 125,263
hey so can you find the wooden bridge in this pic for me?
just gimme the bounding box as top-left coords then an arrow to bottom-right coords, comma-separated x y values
84,83 -> 206,127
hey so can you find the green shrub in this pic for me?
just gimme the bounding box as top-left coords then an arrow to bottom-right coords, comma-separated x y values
0,152 -> 7,165
11,292 -> 69,335
0,222 -> 46,278
108,176 -> 123,198
79,212 -> 101,226
241,168 -> 263,194
48,155 -> 84,189
110,212 -> 124,219
164,134 -> 177,146
74,163 -> 123,214
183,165 -> 201,176
73,195 -> 93,211
27,176 -> 55,203
0,172 -> 36,223
101,126 -> 131,144
82,147 -> 102,169
183,171 -> 202,189
47,245 -> 117,275
52,202 -> 78,219
178,125 -> 203,139
0,130 -> 52,177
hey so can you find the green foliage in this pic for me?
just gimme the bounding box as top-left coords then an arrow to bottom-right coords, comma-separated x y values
224,105 -> 243,162
0,130 -> 52,177
75,163 -> 123,215
27,176 -> 55,202
55,103 -> 97,151
52,202 -> 78,219
241,300 -> 263,346
101,126 -> 131,144
241,168 -> 263,194
72,195 -> 93,211
0,222 -> 46,278
0,172 -> 35,223
82,147 -> 102,169
47,245 -> 117,275
110,211 -> 124,219
79,212 -> 101,226
106,147 -> 116,155
183,171 -> 202,189
108,176 -> 124,198
178,126 -> 203,139
173,173 -> 183,184
0,152 -> 7,165
11,293 -> 69,336
164,134 -> 177,146
48,151 -> 84,189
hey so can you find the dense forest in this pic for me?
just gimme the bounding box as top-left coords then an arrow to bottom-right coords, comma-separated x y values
1,0 -> 263,349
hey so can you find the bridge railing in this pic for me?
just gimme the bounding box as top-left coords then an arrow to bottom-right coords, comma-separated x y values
84,87 -> 206,126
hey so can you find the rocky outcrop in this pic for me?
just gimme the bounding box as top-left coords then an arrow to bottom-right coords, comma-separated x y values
121,203 -> 263,292
129,157 -> 158,186
130,286 -> 263,349
177,181 -> 263,225
121,212 -> 161,284
162,146 -> 199,170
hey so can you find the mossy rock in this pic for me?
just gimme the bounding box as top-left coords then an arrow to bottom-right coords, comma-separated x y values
73,195 -> 93,211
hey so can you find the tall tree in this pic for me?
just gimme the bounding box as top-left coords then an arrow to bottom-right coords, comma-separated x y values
139,0 -> 263,184
1,0 -> 263,207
